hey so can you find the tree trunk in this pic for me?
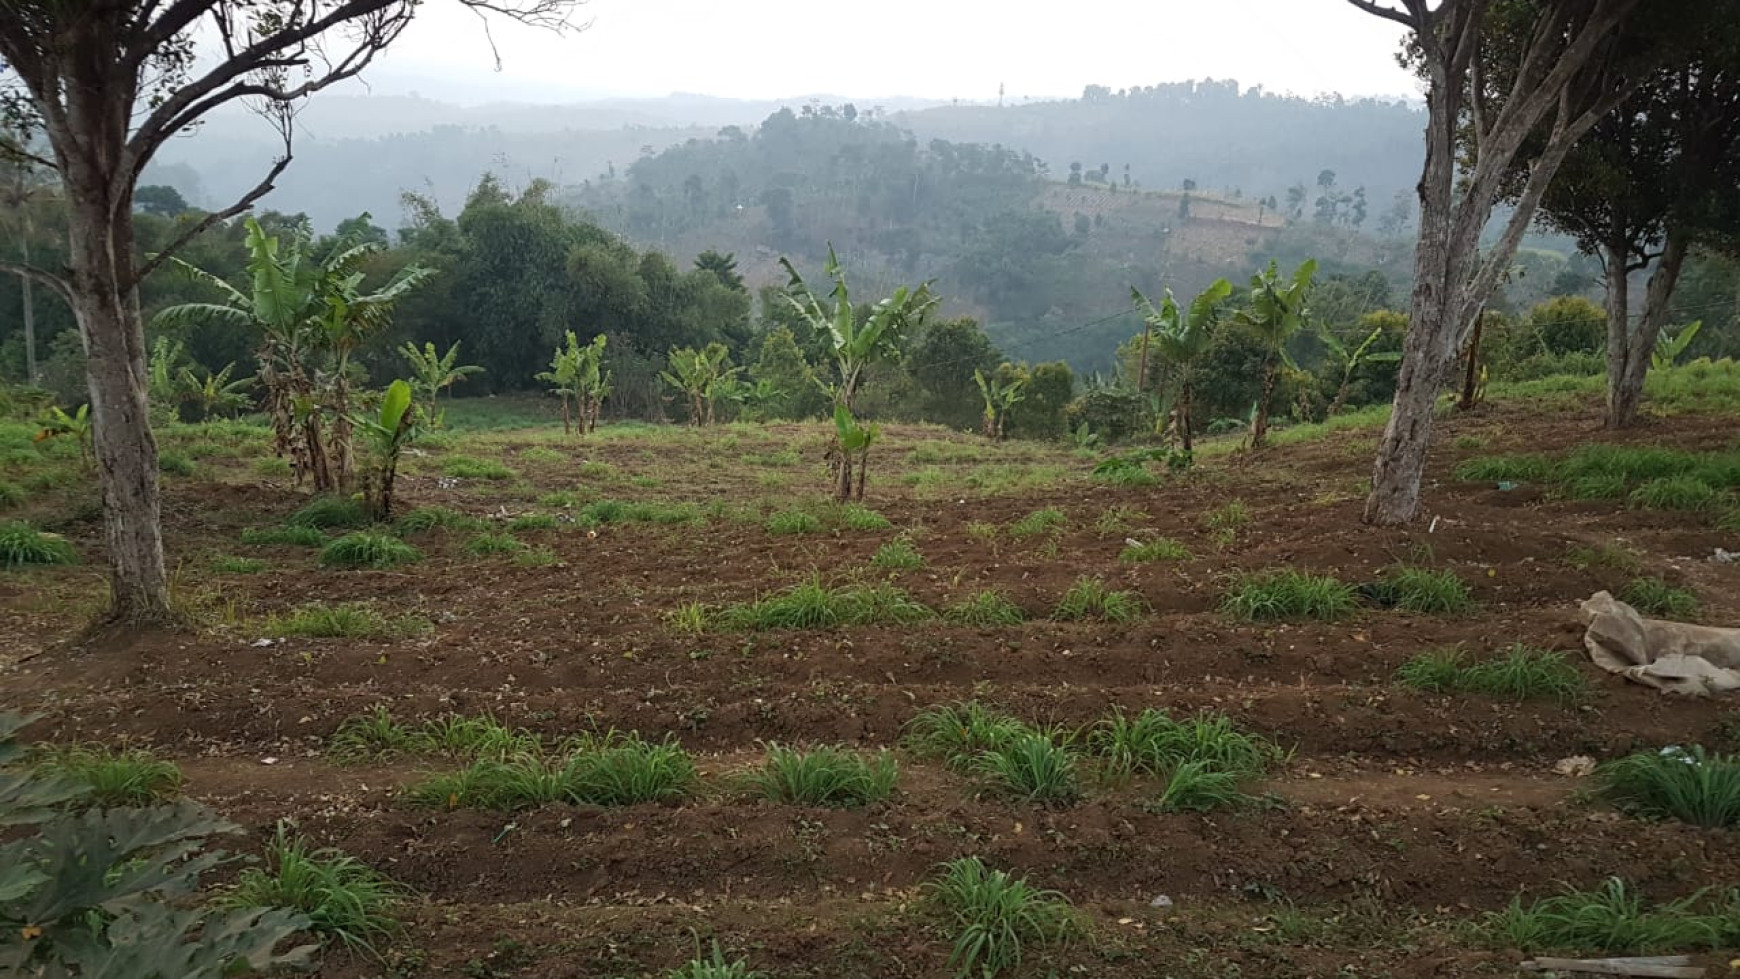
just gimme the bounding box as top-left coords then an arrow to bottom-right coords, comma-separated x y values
854,448 -> 867,501
1250,357 -> 1278,448
1458,310 -> 1485,411
20,232 -> 38,384
561,395 -> 571,435
1178,377 -> 1194,453
1606,233 -> 1689,429
1135,327 -> 1151,393
834,450 -> 853,502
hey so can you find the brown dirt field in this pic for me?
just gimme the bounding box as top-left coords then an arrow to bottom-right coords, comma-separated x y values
5,395 -> 1740,978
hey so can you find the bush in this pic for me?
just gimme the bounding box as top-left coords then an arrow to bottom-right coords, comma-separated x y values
1222,570 -> 1357,621
0,521 -> 78,568
319,531 -> 421,569
287,496 -> 369,530
1064,387 -> 1152,444
752,745 -> 898,807
924,857 -> 1078,978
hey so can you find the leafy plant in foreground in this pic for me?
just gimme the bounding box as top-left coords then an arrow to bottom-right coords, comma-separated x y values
1486,877 -> 1734,954
972,733 -> 1080,805
319,530 -> 421,569
924,857 -> 1078,979
0,521 -> 77,568
219,824 -> 401,951
31,745 -> 182,807
944,590 -> 1026,627
1222,569 -> 1357,622
1052,577 -> 1144,622
752,745 -> 898,807
1598,746 -> 1740,829
904,702 -> 1036,771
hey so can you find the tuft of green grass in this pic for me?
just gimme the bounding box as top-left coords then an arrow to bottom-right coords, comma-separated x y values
719,579 -> 933,631
1008,508 -> 1066,538
319,531 -> 422,569
443,456 -> 516,480
287,496 -> 370,530
1087,708 -> 1282,783
0,480 -> 27,509
1202,500 -> 1250,534
579,499 -> 700,526
1562,471 -> 1630,501
904,702 -> 1036,771
409,736 -> 696,809
835,504 -> 893,531
416,714 -> 543,760
465,531 -> 528,556
513,546 -> 559,568
253,456 -> 294,479
1565,542 -> 1642,575
665,601 -> 710,635
33,745 -> 182,806
1376,566 -> 1474,614
765,509 -> 823,535
1628,475 -> 1717,512
537,490 -> 584,508
1153,760 -> 1261,812
157,451 -> 196,476
752,744 -> 898,808
666,943 -> 766,979
944,590 -> 1026,627
1118,537 -> 1191,563
240,524 -> 326,548
1400,645 -> 1585,702
924,857 -> 1079,978
518,447 -> 565,465
972,732 -> 1080,805
270,602 -> 431,640
394,506 -> 483,534
326,707 -> 418,760
1620,577 -> 1701,620
221,825 -> 401,951
1222,569 -> 1357,622
965,521 -> 999,544
1395,646 -> 1467,693
869,537 -> 925,570
0,521 -> 78,568
507,513 -> 558,531
1094,505 -> 1148,536
210,555 -> 268,574
1597,746 -> 1740,829
1486,877 -> 1735,955
1052,577 -> 1144,623
1454,454 -> 1554,483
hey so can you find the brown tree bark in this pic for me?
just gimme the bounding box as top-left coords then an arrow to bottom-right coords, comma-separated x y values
1458,310 -> 1485,411
1606,233 -> 1690,428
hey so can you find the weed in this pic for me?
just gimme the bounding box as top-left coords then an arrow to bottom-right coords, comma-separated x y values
1598,746 -> 1740,829
408,737 -> 696,810
1202,499 -> 1251,535
965,521 -> 999,544
221,825 -> 401,951
1119,537 -> 1191,563
1395,647 -> 1467,693
1008,508 -> 1066,538
1153,760 -> 1260,812
870,537 -> 925,570
1088,708 -> 1282,782
719,579 -> 932,631
157,451 -> 196,476
924,857 -> 1078,978
904,702 -> 1035,771
835,504 -> 893,531
537,490 -> 583,508
944,590 -> 1026,627
1404,645 -> 1585,701
577,460 -> 614,479
753,744 -> 899,807
766,510 -> 824,535
579,499 -> 700,526
320,531 -> 422,569
417,715 -> 543,760
972,732 -> 1080,805
1094,505 -> 1148,536
270,602 -> 431,640
254,456 -> 294,478
287,496 -> 370,530
0,480 -> 23,508
1486,877 -> 1733,954
33,745 -> 182,806
1376,566 -> 1473,614
1620,577 -> 1701,620
0,522 -> 77,568
1562,471 -> 1630,501
1565,542 -> 1642,575
1453,434 -> 1487,450
327,708 -> 418,760
666,942 -> 766,979
507,513 -> 558,531
1454,454 -> 1553,483
1629,475 -> 1717,512
211,555 -> 268,574
240,524 -> 326,547
1052,577 -> 1144,623
465,532 -> 527,556
444,457 -> 516,480
513,547 -> 559,568
1222,570 -> 1357,622
666,601 -> 710,634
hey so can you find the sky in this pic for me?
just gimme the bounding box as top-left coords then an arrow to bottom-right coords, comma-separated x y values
346,0 -> 1421,105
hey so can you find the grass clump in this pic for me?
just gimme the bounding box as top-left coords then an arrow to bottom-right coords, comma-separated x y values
1052,577 -> 1143,623
579,499 -> 700,526
319,531 -> 421,569
1094,505 -> 1148,536
518,446 -> 565,464
270,602 -> 430,640
1008,507 -> 1066,538
465,531 -> 527,556
394,506 -> 482,534
835,503 -> 893,531
443,456 -> 516,480
972,732 -> 1080,806
513,546 -> 559,568
752,744 -> 899,807
0,521 -> 77,568
328,709 -> 541,761
869,537 -> 925,570
765,509 -> 823,535
1374,566 -> 1474,614
924,857 -> 1078,979
667,943 -> 766,979
1222,569 -> 1357,622
1565,542 -> 1642,575
0,480 -> 26,509
904,702 -> 1036,771
210,555 -> 268,574
944,590 -> 1026,627
1154,760 -> 1261,812
1118,537 -> 1191,563
1397,645 -> 1585,702
665,601 -> 710,634
1620,577 -> 1701,620
409,736 -> 696,810
157,451 -> 196,476
507,513 -> 558,531
1087,708 -> 1283,783
1597,746 -> 1740,829
719,579 -> 932,631
1202,499 -> 1250,534
33,745 -> 182,806
286,496 -> 370,530
221,826 -> 400,951
1486,877 -> 1735,955
240,524 -> 326,548
1454,454 -> 1554,483
1628,475 -> 1718,512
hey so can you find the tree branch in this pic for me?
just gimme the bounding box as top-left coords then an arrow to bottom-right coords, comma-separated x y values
1342,0 -> 1420,29
0,258 -> 74,306
0,135 -> 57,173
130,153 -> 290,291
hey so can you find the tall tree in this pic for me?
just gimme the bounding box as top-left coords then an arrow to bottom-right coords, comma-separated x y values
1344,0 -> 1646,525
0,0 -> 577,627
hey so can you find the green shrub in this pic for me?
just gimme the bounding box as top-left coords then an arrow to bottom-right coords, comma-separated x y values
924,857 -> 1079,978
1620,577 -> 1701,620
944,590 -> 1026,627
1222,570 -> 1357,621
752,745 -> 898,807
286,496 -> 369,530
972,733 -> 1080,805
0,522 -> 78,568
32,745 -> 182,806
1118,537 -> 1191,563
765,510 -> 823,535
1153,760 -> 1260,812
443,456 -> 516,480
319,531 -> 421,569
220,826 -> 401,951
157,452 -> 196,476
1008,508 -> 1066,538
240,524 -> 326,547
1598,746 -> 1740,829
1052,577 -> 1143,622
1395,647 -> 1468,693
1629,475 -> 1717,512
869,537 -> 925,570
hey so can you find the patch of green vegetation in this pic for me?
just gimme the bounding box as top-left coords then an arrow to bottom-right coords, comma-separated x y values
220,826 -> 401,951
752,744 -> 899,808
903,702 -> 1037,771
252,456 -> 293,478
1598,746 -> 1740,829
465,531 -> 528,556
765,509 -> 824,535
834,503 -> 893,531
972,732 -> 1080,805
1565,542 -> 1643,575
32,745 -> 182,806
270,602 -> 431,640
0,480 -> 23,509
1486,877 -> 1738,955
443,456 -> 517,480
1394,646 -> 1467,693
666,944 -> 766,979
518,447 -> 565,464
1397,645 -> 1585,702
157,452 -> 196,476
1562,471 -> 1630,501
1087,708 -> 1283,783
1454,454 -> 1554,483
924,857 -> 1079,978
964,521 -> 999,544
719,579 -> 933,631
507,513 -> 558,531
1620,577 -> 1701,620
1202,499 -> 1250,534
240,524 -> 327,547
537,489 -> 584,508
1118,537 -> 1191,563
577,460 -> 615,479
1052,577 -> 1144,623
0,522 -> 78,568
1008,508 -> 1066,538
1222,569 -> 1357,622
579,499 -> 700,526
869,537 -> 925,570
319,531 -> 422,569
944,590 -> 1026,627
407,736 -> 696,810
513,547 -> 559,568
393,506 -> 483,534
1629,475 -> 1718,512
210,555 -> 268,574
1094,505 -> 1148,536
1374,566 -> 1474,614
1153,760 -> 1263,812
286,496 -> 370,530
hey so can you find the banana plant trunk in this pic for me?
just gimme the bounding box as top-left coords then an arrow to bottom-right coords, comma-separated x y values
1458,310 -> 1485,412
1177,377 -> 1194,453
1250,357 -> 1278,449
853,448 -> 868,501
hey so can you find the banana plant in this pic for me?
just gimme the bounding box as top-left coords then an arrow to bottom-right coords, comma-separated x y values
33,404 -> 91,468
1131,278 -> 1232,451
400,340 -> 484,428
146,336 -> 187,421
1652,320 -> 1702,372
1321,319 -> 1403,416
659,343 -> 740,425
973,368 -> 1027,441
353,379 -> 419,520
574,333 -> 611,434
1234,259 -> 1316,448
832,403 -> 880,502
175,362 -> 254,421
779,245 -> 937,410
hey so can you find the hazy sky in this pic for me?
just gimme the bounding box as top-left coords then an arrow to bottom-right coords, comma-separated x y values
351,0 -> 1420,104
